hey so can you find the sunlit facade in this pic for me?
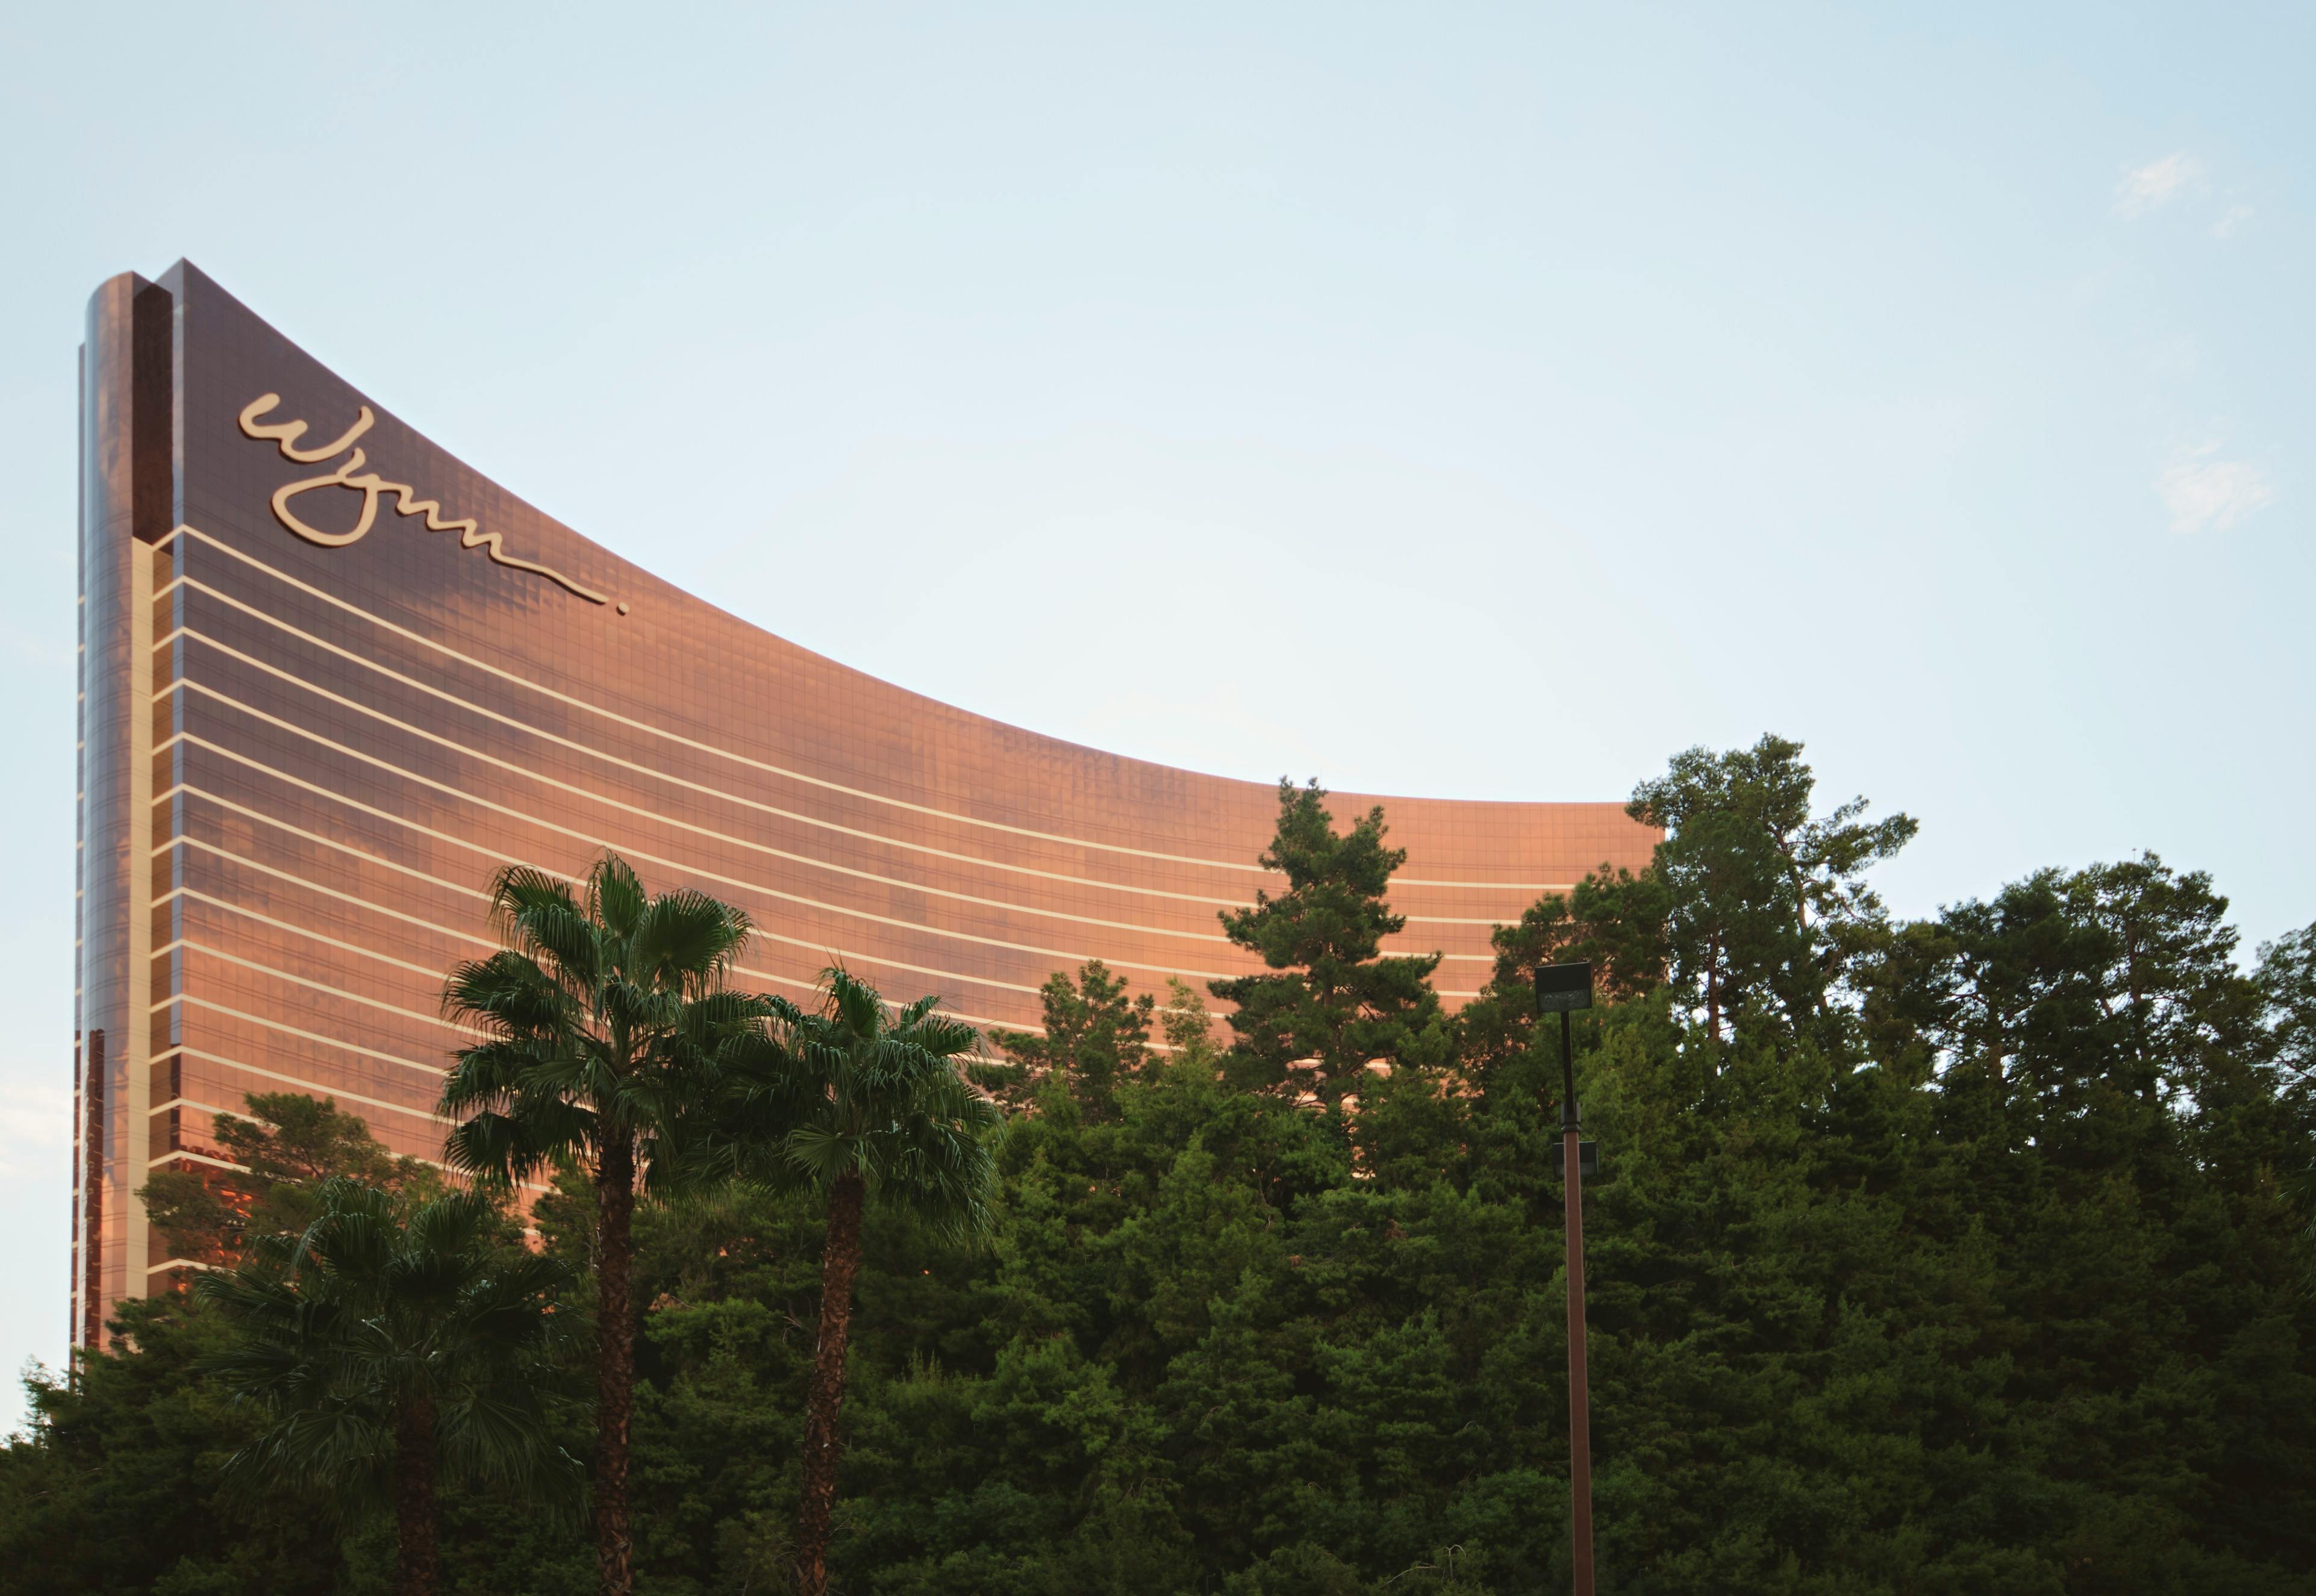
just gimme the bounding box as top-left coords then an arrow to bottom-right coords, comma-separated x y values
72,261 -> 1657,1344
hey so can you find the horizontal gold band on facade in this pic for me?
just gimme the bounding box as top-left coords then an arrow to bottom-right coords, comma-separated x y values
161,992 -> 449,1077
164,1046 -> 449,1122
158,652 -> 1258,945
157,528 -> 1267,870
164,859 -> 1058,1042
157,579 -> 1258,909
164,722 -> 1248,982
152,938 -> 484,1037
158,797 -> 1359,1031
170,720 -> 1499,995
158,526 -> 1591,892
154,626 -> 1523,945
159,812 -> 1076,1006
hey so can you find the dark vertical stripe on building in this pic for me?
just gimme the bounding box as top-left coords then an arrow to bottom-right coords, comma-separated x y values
133,284 -> 175,546
81,1028 -> 104,1352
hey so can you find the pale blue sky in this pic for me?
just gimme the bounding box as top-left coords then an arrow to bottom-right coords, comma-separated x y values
1,3 -> 2308,1422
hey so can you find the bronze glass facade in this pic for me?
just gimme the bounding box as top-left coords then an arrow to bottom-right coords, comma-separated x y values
73,261 -> 1658,1344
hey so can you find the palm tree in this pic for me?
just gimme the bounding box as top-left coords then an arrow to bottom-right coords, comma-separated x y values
195,1177 -> 574,1596
439,855 -> 764,1596
737,967 -> 1002,1596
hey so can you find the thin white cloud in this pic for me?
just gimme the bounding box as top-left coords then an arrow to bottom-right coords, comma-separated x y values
0,625 -> 73,672
2212,202 -> 2255,239
2157,444 -> 2274,534
2115,151 -> 2204,216
0,1082 -> 69,1180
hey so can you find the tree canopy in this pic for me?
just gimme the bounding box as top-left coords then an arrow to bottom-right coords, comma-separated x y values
7,739 -> 2312,1595
194,1178 -> 576,1596
1211,779 -> 1449,1102
139,1092 -> 440,1270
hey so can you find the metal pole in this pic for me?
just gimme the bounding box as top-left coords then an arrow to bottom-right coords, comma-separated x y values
1562,1007 -> 1596,1596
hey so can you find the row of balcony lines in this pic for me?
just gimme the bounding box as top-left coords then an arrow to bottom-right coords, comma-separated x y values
163,570 -> 1261,908
155,849 -> 1059,1037
161,726 -> 1263,985
165,525 -> 1597,891
155,742 -> 1494,997
160,658 -> 1259,947
157,587 -> 1567,924
157,797 -> 1214,1018
161,717 -> 1496,1006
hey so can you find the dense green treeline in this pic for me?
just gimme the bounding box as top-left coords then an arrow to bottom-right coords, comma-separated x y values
4,737 -> 2312,1593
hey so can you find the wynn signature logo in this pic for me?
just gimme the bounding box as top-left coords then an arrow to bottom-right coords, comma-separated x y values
237,394 -> 615,608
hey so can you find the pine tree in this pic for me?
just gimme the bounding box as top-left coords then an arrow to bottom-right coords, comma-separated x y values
1628,734 -> 1915,1050
1211,779 -> 1444,1103
139,1092 -> 440,1268
988,959 -> 1156,1116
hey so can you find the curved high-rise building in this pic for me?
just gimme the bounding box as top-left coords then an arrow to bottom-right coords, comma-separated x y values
73,262 -> 1656,1343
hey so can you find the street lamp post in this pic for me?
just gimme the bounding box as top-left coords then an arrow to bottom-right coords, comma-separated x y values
1535,960 -> 1597,1596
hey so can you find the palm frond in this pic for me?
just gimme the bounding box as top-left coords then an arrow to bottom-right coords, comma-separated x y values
588,855 -> 649,943
757,969 -> 1003,1240
486,865 -> 579,932
487,868 -> 602,990
443,1108 -> 579,1185
199,1177 -> 578,1527
629,889 -> 753,994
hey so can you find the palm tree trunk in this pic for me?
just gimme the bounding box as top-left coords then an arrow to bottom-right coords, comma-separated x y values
395,1390 -> 439,1596
794,1170 -> 866,1596
596,1135 -> 638,1596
